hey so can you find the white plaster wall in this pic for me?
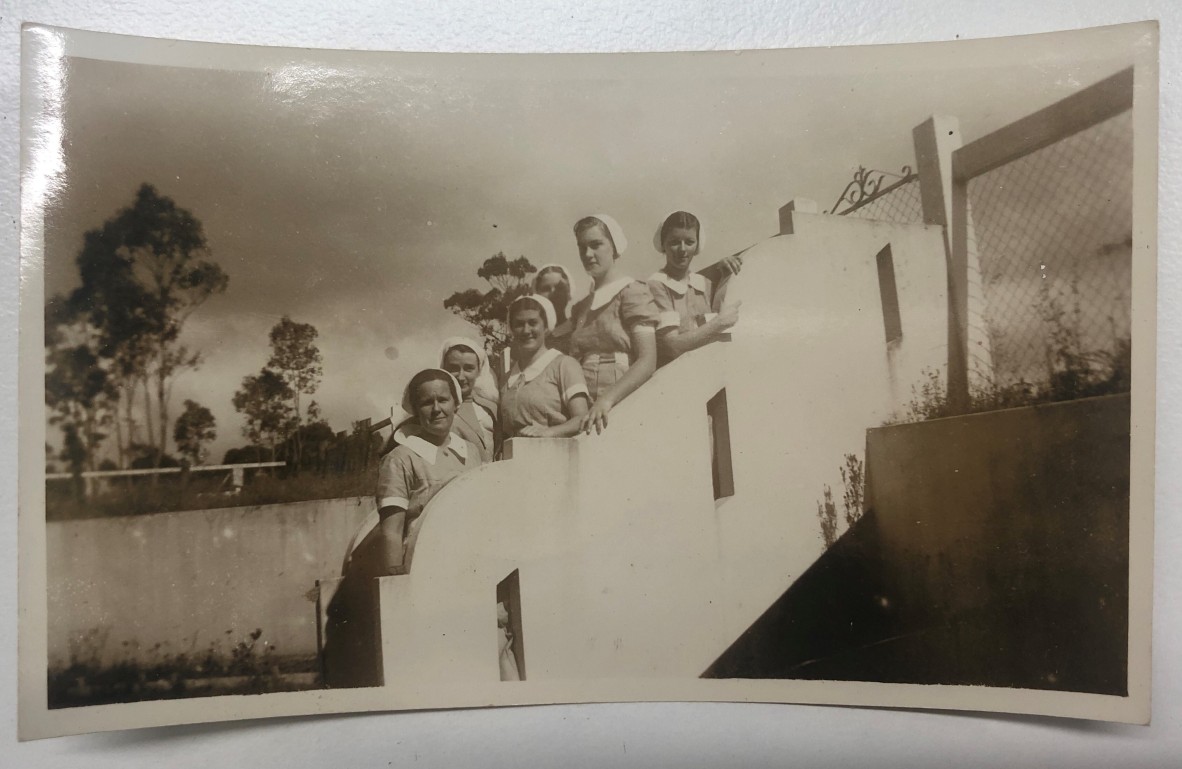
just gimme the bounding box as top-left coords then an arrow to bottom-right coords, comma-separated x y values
47,496 -> 374,667
2,1 -> 1179,767
374,213 -> 948,683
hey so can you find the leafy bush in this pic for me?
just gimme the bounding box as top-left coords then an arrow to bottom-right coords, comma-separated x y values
817,453 -> 865,548
889,279 -> 1131,426
888,331 -> 1130,427
816,485 -> 838,548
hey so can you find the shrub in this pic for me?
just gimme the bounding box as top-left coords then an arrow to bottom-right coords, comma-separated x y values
816,453 -> 865,548
47,626 -> 321,708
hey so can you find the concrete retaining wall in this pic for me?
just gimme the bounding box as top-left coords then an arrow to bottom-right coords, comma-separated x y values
47,496 -> 374,669
706,394 -> 1130,695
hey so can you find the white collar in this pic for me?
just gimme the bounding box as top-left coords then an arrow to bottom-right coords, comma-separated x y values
649,270 -> 707,297
506,347 -> 561,388
588,276 -> 633,311
398,431 -> 467,465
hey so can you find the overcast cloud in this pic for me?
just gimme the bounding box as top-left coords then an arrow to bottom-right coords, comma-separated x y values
42,39 -> 1136,461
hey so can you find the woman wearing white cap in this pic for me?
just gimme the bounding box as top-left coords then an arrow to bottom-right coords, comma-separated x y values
567,214 -> 660,434
647,210 -> 741,366
500,294 -> 590,439
532,263 -> 577,354
369,368 -> 484,575
324,368 -> 485,687
438,337 -> 498,461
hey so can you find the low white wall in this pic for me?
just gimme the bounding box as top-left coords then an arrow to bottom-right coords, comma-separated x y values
47,496 -> 374,668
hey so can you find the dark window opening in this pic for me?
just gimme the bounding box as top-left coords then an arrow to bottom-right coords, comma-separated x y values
876,244 -> 903,345
496,569 -> 525,680
707,388 -> 735,500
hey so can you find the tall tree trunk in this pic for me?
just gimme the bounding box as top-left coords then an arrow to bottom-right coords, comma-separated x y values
114,376 -> 135,469
156,362 -> 168,467
293,388 -> 302,472
113,385 -> 126,470
83,407 -> 96,473
140,372 -> 155,462
121,381 -> 138,468
70,402 -> 93,473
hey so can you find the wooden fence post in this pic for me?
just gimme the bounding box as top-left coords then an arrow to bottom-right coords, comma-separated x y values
914,115 -> 971,411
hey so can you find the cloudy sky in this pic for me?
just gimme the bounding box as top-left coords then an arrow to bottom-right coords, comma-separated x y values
42,31 -> 1139,461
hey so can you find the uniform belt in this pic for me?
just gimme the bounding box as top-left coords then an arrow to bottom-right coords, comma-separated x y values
583,352 -> 630,369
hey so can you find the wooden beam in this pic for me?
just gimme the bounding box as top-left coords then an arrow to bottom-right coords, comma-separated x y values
953,67 -> 1134,182
946,174 -> 972,412
914,115 -> 971,410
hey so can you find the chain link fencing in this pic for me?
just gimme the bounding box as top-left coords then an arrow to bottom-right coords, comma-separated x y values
967,109 -> 1133,395
839,177 -> 925,226
832,107 -> 1133,402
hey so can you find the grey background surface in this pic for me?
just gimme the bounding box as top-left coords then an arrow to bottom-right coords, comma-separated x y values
1,1 -> 1178,766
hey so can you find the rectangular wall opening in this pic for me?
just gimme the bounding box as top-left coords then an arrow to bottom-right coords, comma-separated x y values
876,244 -> 903,345
707,388 -> 735,501
496,569 -> 525,680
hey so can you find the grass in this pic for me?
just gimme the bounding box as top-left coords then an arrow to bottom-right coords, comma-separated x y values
48,626 -> 323,709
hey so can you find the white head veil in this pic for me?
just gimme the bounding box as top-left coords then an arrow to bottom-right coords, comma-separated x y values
438,337 -> 498,406
653,210 -> 703,253
392,368 -> 464,444
399,368 -> 462,419
507,293 -> 557,331
587,213 -> 628,256
533,263 -> 578,320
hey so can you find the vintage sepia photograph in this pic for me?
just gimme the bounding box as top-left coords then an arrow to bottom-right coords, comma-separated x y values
18,20 -> 1156,738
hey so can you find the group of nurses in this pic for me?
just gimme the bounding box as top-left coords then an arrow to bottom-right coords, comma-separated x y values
508,211 -> 740,435
338,211 -> 741,683
372,210 -> 742,568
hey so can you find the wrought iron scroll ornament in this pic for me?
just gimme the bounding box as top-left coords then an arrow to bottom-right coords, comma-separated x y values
828,165 -> 916,215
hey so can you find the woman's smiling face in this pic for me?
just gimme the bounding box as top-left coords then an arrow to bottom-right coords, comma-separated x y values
661,225 -> 700,275
510,306 -> 547,356
442,348 -> 480,401
414,379 -> 456,439
577,223 -> 617,282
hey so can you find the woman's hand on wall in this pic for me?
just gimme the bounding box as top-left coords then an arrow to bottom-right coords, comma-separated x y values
581,396 -> 613,435
721,254 -> 743,275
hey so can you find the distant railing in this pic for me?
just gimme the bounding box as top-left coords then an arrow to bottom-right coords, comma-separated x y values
45,461 -> 285,481
828,165 -> 919,219
46,461 -> 286,500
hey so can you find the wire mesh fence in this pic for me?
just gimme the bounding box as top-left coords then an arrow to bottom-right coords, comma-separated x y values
967,109 -> 1133,395
839,177 -> 926,226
